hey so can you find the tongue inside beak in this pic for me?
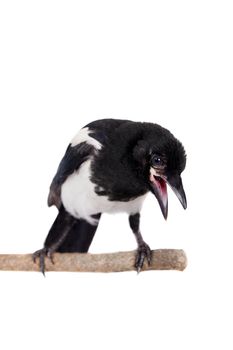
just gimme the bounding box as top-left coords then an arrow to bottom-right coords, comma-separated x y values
150,173 -> 168,219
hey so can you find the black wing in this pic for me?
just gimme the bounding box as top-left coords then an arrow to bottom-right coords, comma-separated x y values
47,142 -> 95,209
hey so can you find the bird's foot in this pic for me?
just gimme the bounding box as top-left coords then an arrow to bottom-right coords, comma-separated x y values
135,242 -> 152,273
32,247 -> 55,275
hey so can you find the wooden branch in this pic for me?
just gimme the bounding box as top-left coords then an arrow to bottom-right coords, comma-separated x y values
0,249 -> 187,272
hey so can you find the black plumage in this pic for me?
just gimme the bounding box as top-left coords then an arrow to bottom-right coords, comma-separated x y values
33,119 -> 187,274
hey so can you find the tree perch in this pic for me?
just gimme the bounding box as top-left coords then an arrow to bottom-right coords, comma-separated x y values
0,249 -> 187,272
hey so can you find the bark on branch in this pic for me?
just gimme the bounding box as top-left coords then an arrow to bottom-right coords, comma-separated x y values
0,249 -> 187,272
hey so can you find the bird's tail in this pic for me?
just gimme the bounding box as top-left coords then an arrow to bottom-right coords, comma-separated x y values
56,214 -> 101,253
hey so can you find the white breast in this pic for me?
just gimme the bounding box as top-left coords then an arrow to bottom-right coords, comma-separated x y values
61,160 -> 147,225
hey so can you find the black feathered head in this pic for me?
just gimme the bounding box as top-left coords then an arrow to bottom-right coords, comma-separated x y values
133,123 -> 187,219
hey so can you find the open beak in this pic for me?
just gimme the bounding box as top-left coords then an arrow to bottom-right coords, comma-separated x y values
149,171 -> 187,220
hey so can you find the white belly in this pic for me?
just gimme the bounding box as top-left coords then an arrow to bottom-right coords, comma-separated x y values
61,160 -> 147,225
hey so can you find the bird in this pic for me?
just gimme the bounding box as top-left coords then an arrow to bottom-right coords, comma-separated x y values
33,119 -> 187,274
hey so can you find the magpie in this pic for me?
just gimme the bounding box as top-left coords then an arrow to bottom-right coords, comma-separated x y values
33,119 -> 187,274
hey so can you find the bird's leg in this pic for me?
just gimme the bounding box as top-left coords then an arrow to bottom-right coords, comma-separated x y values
33,207 -> 76,275
129,213 -> 152,273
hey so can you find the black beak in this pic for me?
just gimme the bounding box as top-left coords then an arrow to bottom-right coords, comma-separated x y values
149,172 -> 187,220
167,174 -> 187,210
149,174 -> 168,220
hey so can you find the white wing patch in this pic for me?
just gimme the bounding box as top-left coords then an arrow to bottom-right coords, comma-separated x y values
71,127 -> 102,150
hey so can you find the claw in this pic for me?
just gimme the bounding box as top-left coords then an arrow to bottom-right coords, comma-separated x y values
135,242 -> 152,273
47,250 -> 55,265
32,248 -> 54,275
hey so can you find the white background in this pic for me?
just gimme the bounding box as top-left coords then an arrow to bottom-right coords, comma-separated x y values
0,1 -> 232,349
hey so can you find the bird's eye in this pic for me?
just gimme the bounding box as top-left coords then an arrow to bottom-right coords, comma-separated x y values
151,155 -> 164,167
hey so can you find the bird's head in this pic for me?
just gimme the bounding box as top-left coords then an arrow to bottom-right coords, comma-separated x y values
133,126 -> 187,219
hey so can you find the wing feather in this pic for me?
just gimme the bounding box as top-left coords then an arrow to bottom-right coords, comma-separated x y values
48,142 -> 94,208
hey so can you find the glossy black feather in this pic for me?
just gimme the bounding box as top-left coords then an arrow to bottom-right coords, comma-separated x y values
44,208 -> 101,253
57,214 -> 101,253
